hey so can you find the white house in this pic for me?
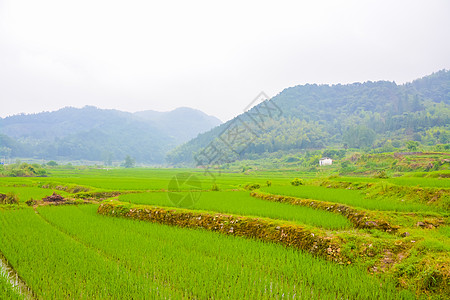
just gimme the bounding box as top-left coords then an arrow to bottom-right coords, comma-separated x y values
319,157 -> 333,166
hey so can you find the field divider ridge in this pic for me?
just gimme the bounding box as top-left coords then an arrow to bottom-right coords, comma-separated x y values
250,191 -> 399,232
97,201 -> 347,263
0,249 -> 35,299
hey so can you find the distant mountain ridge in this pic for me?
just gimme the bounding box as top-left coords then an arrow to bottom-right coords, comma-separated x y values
0,106 -> 221,164
167,70 -> 450,165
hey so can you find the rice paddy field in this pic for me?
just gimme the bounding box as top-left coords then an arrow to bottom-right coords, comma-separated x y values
0,268 -> 23,300
120,191 -> 352,230
0,167 -> 449,299
260,185 -> 440,212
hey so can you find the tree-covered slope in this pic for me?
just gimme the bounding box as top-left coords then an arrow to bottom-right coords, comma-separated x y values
0,106 -> 221,164
167,70 -> 450,165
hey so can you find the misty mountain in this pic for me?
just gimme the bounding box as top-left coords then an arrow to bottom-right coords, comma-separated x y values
167,70 -> 450,165
134,107 -> 223,142
0,106 -> 221,164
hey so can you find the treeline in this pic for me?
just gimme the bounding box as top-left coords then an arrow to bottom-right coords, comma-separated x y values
0,162 -> 47,177
0,106 -> 221,164
168,70 -> 450,165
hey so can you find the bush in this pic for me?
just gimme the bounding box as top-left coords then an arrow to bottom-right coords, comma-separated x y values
244,183 -> 261,191
291,178 -> 304,186
0,192 -> 19,204
373,171 -> 389,179
212,183 -> 220,191
46,160 -> 58,167
1,162 -> 47,177
341,161 -> 351,169
25,198 -> 37,206
266,180 -> 272,187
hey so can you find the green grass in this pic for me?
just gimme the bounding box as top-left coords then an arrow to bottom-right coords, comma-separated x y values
0,207 -> 175,299
0,269 -> 23,300
439,226 -> 450,238
119,191 -> 352,230
388,177 -> 450,188
329,176 -> 450,188
0,168 -> 304,191
261,185 -> 438,212
0,168 -> 447,298
0,186 -> 68,203
30,204 -> 414,299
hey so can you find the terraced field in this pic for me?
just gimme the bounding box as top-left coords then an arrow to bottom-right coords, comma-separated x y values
261,185 -> 440,212
120,191 -> 352,230
0,205 -> 413,299
0,168 -> 448,299
0,267 -> 23,300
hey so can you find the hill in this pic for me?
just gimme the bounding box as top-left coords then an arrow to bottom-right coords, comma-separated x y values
0,106 -> 221,164
167,70 -> 450,165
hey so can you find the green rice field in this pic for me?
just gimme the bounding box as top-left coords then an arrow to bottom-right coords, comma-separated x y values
0,268 -> 23,300
261,185 -> 441,212
120,191 -> 352,230
0,168 -> 448,299
0,205 -> 413,299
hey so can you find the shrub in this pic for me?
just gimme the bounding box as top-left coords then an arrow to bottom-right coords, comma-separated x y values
341,161 -> 351,169
244,183 -> 261,191
291,178 -> 304,186
266,180 -> 272,187
373,171 -> 389,179
46,160 -> 58,167
25,198 -> 37,206
0,192 -> 19,204
1,162 -> 47,177
212,183 -> 220,191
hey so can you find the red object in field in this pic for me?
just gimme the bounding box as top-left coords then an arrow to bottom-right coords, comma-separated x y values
42,192 -> 65,202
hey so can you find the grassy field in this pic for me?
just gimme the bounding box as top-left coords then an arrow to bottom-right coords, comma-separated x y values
0,186 -> 70,204
261,185 -> 441,212
0,167 -> 448,298
120,191 -> 352,230
0,268 -> 23,300
0,205 -> 414,299
328,175 -> 450,188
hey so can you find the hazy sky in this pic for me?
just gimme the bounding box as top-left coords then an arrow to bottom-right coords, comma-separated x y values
1,0 -> 449,121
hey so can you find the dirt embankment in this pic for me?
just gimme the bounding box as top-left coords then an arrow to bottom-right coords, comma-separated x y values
97,201 -> 344,262
250,191 -> 399,232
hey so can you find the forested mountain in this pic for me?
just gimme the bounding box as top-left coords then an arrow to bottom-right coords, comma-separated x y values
0,106 -> 221,164
167,70 -> 450,165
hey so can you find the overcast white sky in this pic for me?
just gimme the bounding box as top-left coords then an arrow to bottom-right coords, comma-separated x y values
1,0 -> 449,121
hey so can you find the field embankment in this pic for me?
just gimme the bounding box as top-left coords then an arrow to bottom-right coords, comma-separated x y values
97,201 -> 344,262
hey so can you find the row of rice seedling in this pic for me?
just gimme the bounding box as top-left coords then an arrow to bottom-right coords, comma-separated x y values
119,191 -> 352,230
1,168 -> 301,193
36,205 -> 415,299
0,186 -> 68,204
40,168 -> 296,191
0,268 -> 23,300
0,177 -> 36,187
388,177 -> 450,188
329,175 -> 450,188
0,208 -> 177,299
262,185 -> 438,212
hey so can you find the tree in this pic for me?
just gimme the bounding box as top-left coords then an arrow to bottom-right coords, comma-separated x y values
101,151 -> 113,166
343,126 -> 376,148
123,155 -> 135,168
406,141 -> 419,151
46,160 -> 58,167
